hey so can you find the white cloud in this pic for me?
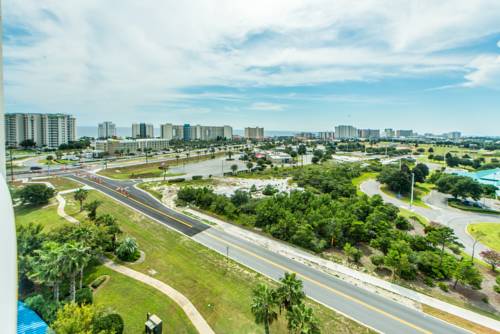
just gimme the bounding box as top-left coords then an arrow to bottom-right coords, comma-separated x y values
4,0 -> 500,121
249,102 -> 286,111
463,55 -> 500,89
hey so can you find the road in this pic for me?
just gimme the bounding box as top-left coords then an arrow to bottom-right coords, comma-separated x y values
67,173 -> 470,334
360,179 -> 500,258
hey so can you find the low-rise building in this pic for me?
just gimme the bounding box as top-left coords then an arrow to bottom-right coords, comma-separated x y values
95,138 -> 169,155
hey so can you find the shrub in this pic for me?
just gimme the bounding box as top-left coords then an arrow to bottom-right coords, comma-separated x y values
423,277 -> 435,287
438,282 -> 449,292
116,237 -> 140,262
262,184 -> 278,196
370,254 -> 385,267
75,287 -> 93,305
395,216 -> 412,230
93,313 -> 124,334
192,175 -> 203,180
24,294 -> 59,323
90,276 -> 107,289
19,184 -> 55,205
344,243 -> 362,263
169,178 -> 185,183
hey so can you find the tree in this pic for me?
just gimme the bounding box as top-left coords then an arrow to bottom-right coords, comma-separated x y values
96,214 -> 122,250
20,139 -> 36,148
276,272 -> 305,313
51,303 -> 109,334
246,161 -> 254,170
343,243 -> 362,263
480,250 -> 500,271
30,242 -> 64,302
426,225 -> 458,268
412,163 -> 429,183
286,303 -> 321,334
73,188 -> 89,212
251,283 -> 278,334
231,164 -> 238,175
453,261 -> 482,289
19,184 -> 55,205
377,166 -> 412,194
384,240 -> 415,279
84,200 -> 102,220
59,242 -> 90,302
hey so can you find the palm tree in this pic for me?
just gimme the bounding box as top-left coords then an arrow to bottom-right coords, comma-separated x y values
59,242 -> 90,302
286,303 -> 320,334
83,200 -> 102,221
73,188 -> 89,212
276,272 -> 305,313
96,214 -> 122,249
31,242 -> 64,302
251,283 -> 278,334
116,236 -> 139,261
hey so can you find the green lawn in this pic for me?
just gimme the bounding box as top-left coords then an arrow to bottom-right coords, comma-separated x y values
36,176 -> 83,192
467,223 -> 500,252
87,266 -> 197,334
398,207 -> 429,226
14,200 -> 70,231
380,184 -> 431,209
352,172 -> 378,195
64,191 -> 374,334
448,199 -> 500,215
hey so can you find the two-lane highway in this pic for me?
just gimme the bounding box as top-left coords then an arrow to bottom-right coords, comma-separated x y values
68,173 -> 470,334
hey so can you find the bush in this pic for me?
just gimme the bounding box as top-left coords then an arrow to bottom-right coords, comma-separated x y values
75,287 -> 93,305
116,237 -> 140,262
19,184 -> 55,205
262,184 -> 278,196
438,282 -> 449,292
169,178 -> 185,183
24,294 -> 59,323
90,276 -> 107,289
370,254 -> 385,267
192,175 -> 203,180
93,313 -> 124,334
423,277 -> 435,287
395,216 -> 412,230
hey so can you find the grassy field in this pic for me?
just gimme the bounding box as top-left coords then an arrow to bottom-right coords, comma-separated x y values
352,172 -> 378,195
467,223 -> 500,252
36,176 -> 83,192
380,184 -> 431,209
14,200 -> 70,231
63,190 -> 374,334
87,266 -> 197,334
448,199 -> 500,215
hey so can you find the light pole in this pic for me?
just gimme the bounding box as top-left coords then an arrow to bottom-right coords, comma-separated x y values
410,172 -> 415,209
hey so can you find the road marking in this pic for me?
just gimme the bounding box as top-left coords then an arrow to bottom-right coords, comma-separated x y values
203,231 -> 432,334
72,175 -> 193,229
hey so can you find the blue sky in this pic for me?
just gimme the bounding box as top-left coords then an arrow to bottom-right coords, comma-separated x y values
3,1 -> 500,135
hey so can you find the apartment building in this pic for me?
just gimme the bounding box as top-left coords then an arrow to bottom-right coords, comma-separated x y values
132,123 -> 154,138
334,125 -> 358,139
244,127 -> 264,140
161,123 -> 232,141
95,138 -> 169,155
396,129 -> 414,138
5,113 -> 76,148
98,121 -> 116,139
317,132 -> 335,140
383,128 -> 395,138
358,129 -> 380,139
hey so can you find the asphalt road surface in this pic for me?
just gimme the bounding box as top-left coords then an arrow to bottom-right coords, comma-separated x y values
68,173 -> 469,334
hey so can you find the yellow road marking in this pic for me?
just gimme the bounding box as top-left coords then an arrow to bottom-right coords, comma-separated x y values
204,231 -> 432,334
77,176 -> 193,229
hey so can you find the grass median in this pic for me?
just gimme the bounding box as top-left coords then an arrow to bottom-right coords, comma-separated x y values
467,223 -> 500,252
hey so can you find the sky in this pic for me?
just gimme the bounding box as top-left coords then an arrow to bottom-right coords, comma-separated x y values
3,1 -> 500,136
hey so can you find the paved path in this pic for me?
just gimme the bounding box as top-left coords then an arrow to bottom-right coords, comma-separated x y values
102,258 -> 214,334
360,179 -> 500,258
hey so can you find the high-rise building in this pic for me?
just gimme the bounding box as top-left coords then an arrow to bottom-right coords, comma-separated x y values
295,132 -> 316,140
160,123 -> 232,141
98,121 -> 116,139
5,113 -> 76,148
358,129 -> 380,139
132,123 -> 154,138
396,129 -> 413,138
334,125 -> 358,139
445,131 -> 461,139
317,132 -> 335,140
383,128 -> 395,138
244,127 -> 264,140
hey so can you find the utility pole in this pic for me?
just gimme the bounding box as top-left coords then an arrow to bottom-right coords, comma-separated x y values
410,172 -> 415,209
